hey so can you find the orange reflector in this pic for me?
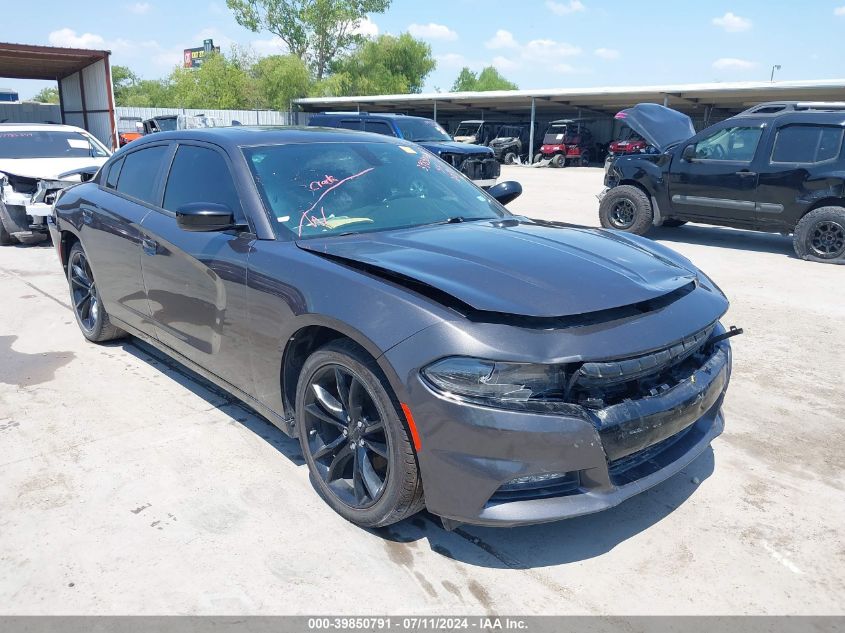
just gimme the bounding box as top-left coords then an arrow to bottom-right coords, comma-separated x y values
400,403 -> 422,452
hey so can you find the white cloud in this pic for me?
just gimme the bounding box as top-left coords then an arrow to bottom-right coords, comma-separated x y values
546,0 -> 585,15
554,63 -> 577,73
192,27 -> 234,50
48,28 -> 106,49
713,57 -> 757,70
492,55 -> 520,71
594,47 -> 619,60
485,29 -> 518,49
208,2 -> 225,14
127,2 -> 151,14
835,5 -> 845,15
712,12 -> 752,32
251,37 -> 287,56
408,22 -> 457,41
522,38 -> 581,62
435,53 -> 468,70
352,16 -> 379,38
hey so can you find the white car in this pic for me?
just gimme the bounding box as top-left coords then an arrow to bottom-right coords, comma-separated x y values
0,123 -> 110,245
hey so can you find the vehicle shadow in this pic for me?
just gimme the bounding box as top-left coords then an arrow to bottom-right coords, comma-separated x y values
115,339 -> 305,466
649,224 -> 795,257
377,447 -> 715,569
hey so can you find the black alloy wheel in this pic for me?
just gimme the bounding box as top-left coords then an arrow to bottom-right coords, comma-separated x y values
296,340 -> 425,527
809,220 -> 845,259
66,242 -> 125,342
608,198 -> 637,229
301,364 -> 390,509
69,247 -> 100,334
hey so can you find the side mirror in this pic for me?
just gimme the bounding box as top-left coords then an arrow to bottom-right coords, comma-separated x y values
487,181 -> 522,206
176,202 -> 236,232
682,145 -> 697,162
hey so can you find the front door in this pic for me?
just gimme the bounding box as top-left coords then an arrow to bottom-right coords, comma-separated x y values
139,142 -> 255,394
668,122 -> 766,226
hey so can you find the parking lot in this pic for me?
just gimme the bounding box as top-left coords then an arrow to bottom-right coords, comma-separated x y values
1,165 -> 843,615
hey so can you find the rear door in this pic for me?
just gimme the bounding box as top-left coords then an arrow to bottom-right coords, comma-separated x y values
82,143 -> 170,333
754,123 -> 845,231
668,121 -> 766,225
138,141 -> 255,393
363,120 -> 396,136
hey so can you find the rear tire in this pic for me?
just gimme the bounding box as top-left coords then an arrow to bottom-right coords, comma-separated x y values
504,152 -> 518,165
793,206 -> 845,264
551,154 -> 566,168
67,242 -> 126,342
661,219 -> 687,228
0,202 -> 18,245
599,185 -> 654,235
580,150 -> 591,167
296,339 -> 425,528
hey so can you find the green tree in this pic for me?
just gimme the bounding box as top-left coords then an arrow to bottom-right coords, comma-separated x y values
450,66 -> 518,92
31,86 -> 59,104
111,65 -> 140,105
253,54 -> 311,109
168,52 -> 256,109
316,33 -> 434,96
121,79 -> 173,107
226,0 -> 391,80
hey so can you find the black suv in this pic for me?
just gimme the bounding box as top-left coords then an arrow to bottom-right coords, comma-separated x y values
600,102 -> 845,263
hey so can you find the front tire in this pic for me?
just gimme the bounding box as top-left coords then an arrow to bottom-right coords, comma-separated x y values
504,152 -> 518,165
793,206 -> 845,264
551,154 -> 566,168
533,153 -> 543,165
599,185 -> 654,235
67,242 -> 126,342
296,340 -> 425,528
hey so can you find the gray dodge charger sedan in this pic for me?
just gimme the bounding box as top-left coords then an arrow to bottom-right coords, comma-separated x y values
49,127 -> 733,529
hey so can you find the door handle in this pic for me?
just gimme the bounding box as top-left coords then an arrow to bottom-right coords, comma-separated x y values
81,208 -> 93,222
142,237 -> 158,255
735,171 -> 757,177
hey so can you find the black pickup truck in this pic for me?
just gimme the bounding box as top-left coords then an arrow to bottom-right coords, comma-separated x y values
599,102 -> 845,264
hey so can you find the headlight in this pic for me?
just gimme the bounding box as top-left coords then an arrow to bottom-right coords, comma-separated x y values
421,357 -> 567,409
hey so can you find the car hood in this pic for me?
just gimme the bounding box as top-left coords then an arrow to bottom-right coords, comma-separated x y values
0,157 -> 108,180
297,220 -> 698,318
614,104 -> 695,152
418,140 -> 492,156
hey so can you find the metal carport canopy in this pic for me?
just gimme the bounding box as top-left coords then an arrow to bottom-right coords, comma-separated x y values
295,79 -> 845,117
0,42 -> 117,149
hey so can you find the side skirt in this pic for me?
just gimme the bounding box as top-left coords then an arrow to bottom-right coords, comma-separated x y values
109,315 -> 296,437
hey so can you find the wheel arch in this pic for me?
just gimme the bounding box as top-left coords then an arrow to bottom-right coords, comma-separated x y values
279,316 -> 409,420
58,229 -> 81,274
800,197 -> 845,225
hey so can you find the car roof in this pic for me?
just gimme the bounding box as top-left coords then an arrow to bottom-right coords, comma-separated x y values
0,122 -> 90,133
733,101 -> 845,125
114,126 -> 407,154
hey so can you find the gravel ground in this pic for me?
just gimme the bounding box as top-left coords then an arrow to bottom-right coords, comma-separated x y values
0,164 -> 842,615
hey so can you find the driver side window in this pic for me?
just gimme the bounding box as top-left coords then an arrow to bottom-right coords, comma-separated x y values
693,126 -> 763,162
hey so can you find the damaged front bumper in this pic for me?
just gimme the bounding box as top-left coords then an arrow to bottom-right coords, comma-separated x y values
0,174 -> 78,243
385,317 -> 732,528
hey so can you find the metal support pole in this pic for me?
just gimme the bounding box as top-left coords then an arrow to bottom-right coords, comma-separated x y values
663,94 -> 669,107
528,97 -> 536,164
433,100 -> 437,123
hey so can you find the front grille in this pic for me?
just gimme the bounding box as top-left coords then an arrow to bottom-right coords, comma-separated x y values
607,422 -> 701,486
487,471 -> 581,505
570,323 -> 715,409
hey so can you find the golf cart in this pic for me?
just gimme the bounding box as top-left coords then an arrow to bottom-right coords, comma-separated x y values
535,119 -> 595,167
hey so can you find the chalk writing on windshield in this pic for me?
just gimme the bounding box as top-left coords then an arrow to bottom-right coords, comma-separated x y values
297,167 -> 376,237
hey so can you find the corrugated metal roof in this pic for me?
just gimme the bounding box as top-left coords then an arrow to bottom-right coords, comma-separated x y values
296,79 -> 845,116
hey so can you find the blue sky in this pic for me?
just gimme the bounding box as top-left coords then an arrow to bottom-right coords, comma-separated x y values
3,0 -> 845,99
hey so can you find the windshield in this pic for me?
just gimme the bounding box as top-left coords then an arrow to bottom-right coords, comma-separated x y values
154,118 -> 178,131
244,141 -> 506,240
395,118 -> 451,142
0,130 -> 110,159
454,123 -> 481,137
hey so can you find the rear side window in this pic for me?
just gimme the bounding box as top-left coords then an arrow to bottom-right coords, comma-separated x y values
105,157 -> 124,189
771,125 -> 844,163
338,119 -> 361,130
163,145 -> 243,220
116,145 -> 169,204
364,120 -> 395,136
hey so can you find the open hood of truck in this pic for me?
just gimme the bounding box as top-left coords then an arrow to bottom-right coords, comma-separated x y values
614,104 -> 695,152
